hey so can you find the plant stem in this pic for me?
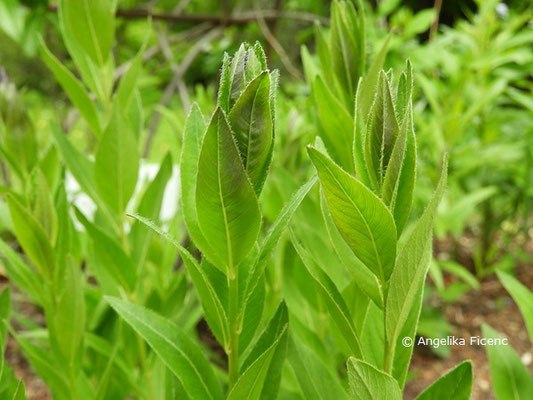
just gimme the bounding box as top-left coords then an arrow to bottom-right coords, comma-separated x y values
384,340 -> 394,374
228,264 -> 240,390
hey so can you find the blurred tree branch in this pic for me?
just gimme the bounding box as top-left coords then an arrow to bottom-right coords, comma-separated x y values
47,4 -> 329,25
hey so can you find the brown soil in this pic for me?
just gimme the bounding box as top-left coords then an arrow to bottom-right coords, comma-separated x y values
404,266 -> 533,399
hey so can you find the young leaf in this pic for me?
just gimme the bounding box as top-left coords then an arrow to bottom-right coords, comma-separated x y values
313,76 -> 354,173
61,0 -> 115,66
291,233 -> 362,358
195,107 -> 261,271
6,194 -> 55,279
365,72 -> 400,190
308,146 -> 397,283
288,335 -> 348,400
482,324 -> 533,400
228,72 -> 273,194
129,153 -> 173,268
39,39 -> 101,136
127,214 -> 230,347
416,361 -> 472,400
497,271 -> 533,343
347,358 -> 401,400
385,156 -> 447,359
94,107 -> 139,214
75,208 -> 136,291
241,302 -> 289,399
319,191 -> 384,308
227,326 -> 288,400
244,175 -> 317,306
106,297 -> 223,400
180,104 -> 218,263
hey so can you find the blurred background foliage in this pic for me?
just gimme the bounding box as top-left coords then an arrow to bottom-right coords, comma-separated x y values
1,0 -> 532,285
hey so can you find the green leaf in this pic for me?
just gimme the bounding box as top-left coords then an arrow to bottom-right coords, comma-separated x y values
308,146 -> 397,283
106,297 -> 223,400
51,124 -> 99,202
365,72 -> 400,190
228,72 -> 273,194
288,335 -> 348,400
319,191 -> 384,308
30,169 -> 58,246
347,358 -> 401,400
9,327 -> 71,398
50,255 -> 85,365
6,194 -> 55,279
129,153 -> 173,268
330,0 -> 365,104
313,76 -> 354,173
180,104 -> 218,262
40,39 -> 101,136
75,208 -> 136,291
127,214 -> 230,347
244,175 -> 317,308
482,324 -> 533,400
291,233 -> 362,358
497,271 -> 533,343
195,107 -> 261,271
385,156 -> 447,358
0,240 -> 44,306
116,41 -> 145,111
94,106 -> 139,214
227,326 -> 288,400
358,35 -> 392,118
61,0 -> 115,65
241,302 -> 289,399
416,361 -> 472,400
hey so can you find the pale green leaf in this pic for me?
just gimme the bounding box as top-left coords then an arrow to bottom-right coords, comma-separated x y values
416,361 -> 472,400
196,107 -> 261,271
347,357 -> 401,400
308,147 -> 397,283
106,297 -> 223,400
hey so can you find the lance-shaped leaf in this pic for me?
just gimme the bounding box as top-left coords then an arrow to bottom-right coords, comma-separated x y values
196,107 -> 261,271
365,72 -> 400,191
6,194 -> 55,279
106,297 -> 223,400
347,358 -> 401,400
94,107 -> 139,214
40,40 -> 101,136
227,326 -> 288,400
291,233 -> 362,358
243,175 -> 317,306
241,302 -> 289,399
129,153 -> 173,268
381,103 -> 416,235
385,156 -> 447,351
416,361 -> 472,400
180,104 -> 219,265
61,0 -> 115,66
330,0 -> 365,105
395,61 -> 413,124
75,208 -> 136,292
313,76 -> 354,173
228,72 -> 273,194
308,146 -> 397,283
482,324 -> 533,400
288,335 -> 348,400
497,271 -> 533,343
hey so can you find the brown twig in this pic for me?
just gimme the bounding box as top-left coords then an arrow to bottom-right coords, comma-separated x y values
47,4 -> 329,25
430,0 -> 443,41
254,3 -> 302,80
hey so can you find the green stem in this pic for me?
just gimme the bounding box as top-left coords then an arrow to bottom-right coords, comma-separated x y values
228,263 -> 240,390
384,339 -> 395,374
